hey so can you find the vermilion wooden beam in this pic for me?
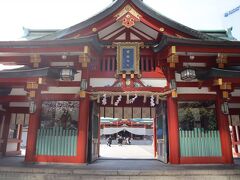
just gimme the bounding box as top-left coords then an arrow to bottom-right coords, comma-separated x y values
0,96 -> 28,103
0,77 -> 39,84
229,97 -> 240,103
8,107 -> 29,113
0,46 -> 84,53
176,46 -> 240,54
177,94 -> 217,101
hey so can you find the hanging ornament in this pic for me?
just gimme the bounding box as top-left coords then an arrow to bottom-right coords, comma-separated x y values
126,94 -> 130,104
102,94 -> 107,105
129,94 -> 138,104
150,95 -> 155,107
114,95 -> 122,106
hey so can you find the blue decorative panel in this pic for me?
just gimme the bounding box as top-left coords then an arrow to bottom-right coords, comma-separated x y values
122,48 -> 134,71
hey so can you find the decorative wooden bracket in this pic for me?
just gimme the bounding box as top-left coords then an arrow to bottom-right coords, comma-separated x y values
25,80 -> 44,99
26,82 -> 38,99
30,54 -> 41,68
167,46 -> 178,68
79,46 -> 91,68
213,78 -> 232,100
216,53 -> 227,68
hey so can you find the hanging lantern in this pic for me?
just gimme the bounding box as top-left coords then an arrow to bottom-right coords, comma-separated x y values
180,68 -> 196,81
60,68 -> 75,81
221,101 -> 229,115
80,79 -> 88,90
170,79 -> 177,89
29,101 -> 36,114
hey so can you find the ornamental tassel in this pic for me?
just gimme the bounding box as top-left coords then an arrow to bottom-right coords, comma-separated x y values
126,94 -> 130,104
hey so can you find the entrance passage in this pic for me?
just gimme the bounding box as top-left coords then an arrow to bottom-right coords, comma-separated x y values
99,106 -> 155,159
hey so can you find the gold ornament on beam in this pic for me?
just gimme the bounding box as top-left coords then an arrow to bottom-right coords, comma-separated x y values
115,4 -> 141,28
167,46 -> 178,68
26,82 -> 38,90
79,46 -> 91,68
79,90 -> 86,98
222,91 -> 229,99
30,54 -> 41,68
216,53 -> 227,68
28,90 -> 36,99
171,90 -> 178,98
220,82 -> 232,90
213,78 -> 223,86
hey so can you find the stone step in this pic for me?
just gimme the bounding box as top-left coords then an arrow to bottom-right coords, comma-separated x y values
0,166 -> 239,180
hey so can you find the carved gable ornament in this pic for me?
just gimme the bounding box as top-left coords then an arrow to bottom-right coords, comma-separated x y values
115,4 -> 141,28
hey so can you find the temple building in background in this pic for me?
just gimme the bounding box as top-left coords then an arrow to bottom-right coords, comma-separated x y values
0,0 -> 240,164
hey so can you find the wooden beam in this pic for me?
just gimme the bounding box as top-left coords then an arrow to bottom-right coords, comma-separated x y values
177,94 -> 217,101
0,96 -> 28,103
176,46 -> 240,54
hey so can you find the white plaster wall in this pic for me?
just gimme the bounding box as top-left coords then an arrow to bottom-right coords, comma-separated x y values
141,78 -> 167,87
9,102 -> 29,107
41,87 -> 80,94
50,62 -> 74,67
177,87 -> 216,94
90,78 -> 116,87
231,89 -> 240,97
228,103 -> 240,109
9,88 -> 27,96
182,62 -> 206,67
6,142 -> 17,152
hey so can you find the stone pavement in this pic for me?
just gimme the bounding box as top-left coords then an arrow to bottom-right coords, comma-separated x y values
100,143 -> 154,159
0,156 -> 239,179
0,141 -> 239,180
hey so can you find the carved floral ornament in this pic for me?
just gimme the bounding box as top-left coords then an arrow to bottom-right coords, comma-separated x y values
115,4 -> 141,28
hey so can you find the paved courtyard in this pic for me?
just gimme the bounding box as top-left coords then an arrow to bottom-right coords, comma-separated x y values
100,140 -> 154,159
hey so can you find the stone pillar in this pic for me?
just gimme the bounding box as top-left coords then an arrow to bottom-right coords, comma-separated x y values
216,90 -> 233,163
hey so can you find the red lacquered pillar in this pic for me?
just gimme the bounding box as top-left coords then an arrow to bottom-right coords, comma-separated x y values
25,91 -> 41,162
1,109 -> 11,156
216,91 -> 233,163
167,94 -> 180,164
77,94 -> 90,163
167,68 -> 180,164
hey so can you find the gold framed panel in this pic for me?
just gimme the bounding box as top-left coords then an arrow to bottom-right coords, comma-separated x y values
116,42 -> 142,75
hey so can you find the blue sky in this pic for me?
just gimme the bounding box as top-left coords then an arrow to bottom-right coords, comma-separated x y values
0,0 -> 239,40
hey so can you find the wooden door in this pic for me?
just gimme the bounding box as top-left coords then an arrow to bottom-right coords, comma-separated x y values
88,101 -> 100,163
156,101 -> 168,163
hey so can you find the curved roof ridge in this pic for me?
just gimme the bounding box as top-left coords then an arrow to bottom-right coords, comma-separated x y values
131,0 -> 221,41
37,0 -> 222,41
153,34 -> 240,52
37,0 -> 125,40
